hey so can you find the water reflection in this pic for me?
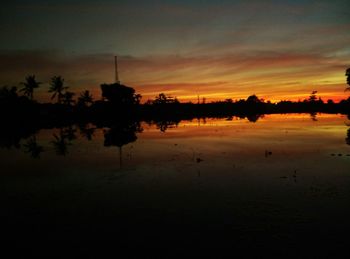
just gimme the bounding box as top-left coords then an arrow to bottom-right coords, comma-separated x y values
1,114 -> 350,254
0,114 -> 349,159
23,135 -> 44,159
153,120 -> 180,132
104,121 -> 142,168
0,124 -> 37,149
51,129 -> 72,156
78,124 -> 96,141
310,112 -> 318,121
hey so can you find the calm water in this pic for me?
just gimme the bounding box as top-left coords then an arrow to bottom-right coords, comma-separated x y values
1,113 -> 350,255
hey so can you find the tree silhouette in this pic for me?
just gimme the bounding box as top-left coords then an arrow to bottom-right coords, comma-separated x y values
246,95 -> 262,104
134,93 -> 142,105
49,76 -> 68,104
309,91 -> 318,102
77,90 -> 93,107
101,83 -> 141,105
153,93 -> 179,105
20,75 -> 41,100
62,91 -> 75,106
346,68 -> 350,91
62,126 -> 77,141
23,136 -> 44,159
0,86 -> 18,101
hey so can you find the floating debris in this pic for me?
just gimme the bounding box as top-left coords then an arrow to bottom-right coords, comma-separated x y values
265,150 -> 272,157
196,158 -> 203,163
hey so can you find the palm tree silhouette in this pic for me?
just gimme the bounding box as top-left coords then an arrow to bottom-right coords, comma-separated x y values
23,136 -> 44,159
346,68 -> 350,91
77,90 -> 93,106
62,91 -> 75,106
49,76 -> 68,104
20,75 -> 41,100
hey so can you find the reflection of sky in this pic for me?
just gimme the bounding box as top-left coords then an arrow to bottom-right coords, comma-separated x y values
0,1 -> 350,102
1,114 -> 349,188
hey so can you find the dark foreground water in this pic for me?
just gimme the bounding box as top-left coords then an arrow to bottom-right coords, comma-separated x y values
1,114 -> 350,256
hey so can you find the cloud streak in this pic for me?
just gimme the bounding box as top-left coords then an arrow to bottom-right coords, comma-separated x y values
0,49 -> 348,102
0,0 -> 349,102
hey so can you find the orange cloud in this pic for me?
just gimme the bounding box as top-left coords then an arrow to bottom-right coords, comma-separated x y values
0,50 -> 348,103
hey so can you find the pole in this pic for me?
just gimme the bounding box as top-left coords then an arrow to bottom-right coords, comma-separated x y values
115,56 -> 120,84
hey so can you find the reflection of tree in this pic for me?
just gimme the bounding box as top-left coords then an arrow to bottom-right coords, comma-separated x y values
310,112 -> 318,121
23,136 -> 44,159
62,126 -> 77,141
79,124 -> 95,141
246,114 -> 262,123
156,120 -> 179,132
346,128 -> 350,145
51,128 -> 74,156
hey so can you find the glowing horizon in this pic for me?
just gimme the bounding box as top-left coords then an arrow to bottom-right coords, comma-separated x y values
0,0 -> 349,103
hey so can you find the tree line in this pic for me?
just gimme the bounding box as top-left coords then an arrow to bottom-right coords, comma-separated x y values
1,68 -> 350,122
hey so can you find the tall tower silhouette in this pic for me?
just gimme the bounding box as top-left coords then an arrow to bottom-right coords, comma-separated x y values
115,56 -> 120,84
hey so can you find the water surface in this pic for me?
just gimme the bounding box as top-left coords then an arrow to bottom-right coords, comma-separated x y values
1,114 -> 350,255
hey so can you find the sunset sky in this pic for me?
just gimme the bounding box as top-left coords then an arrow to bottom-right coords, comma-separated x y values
1,0 -> 349,103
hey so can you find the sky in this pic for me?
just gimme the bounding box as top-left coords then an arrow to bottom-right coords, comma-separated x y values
0,0 -> 349,103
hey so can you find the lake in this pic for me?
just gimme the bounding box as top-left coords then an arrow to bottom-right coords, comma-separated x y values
1,113 -> 350,256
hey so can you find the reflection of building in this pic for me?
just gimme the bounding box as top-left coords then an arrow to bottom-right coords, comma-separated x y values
104,123 -> 139,168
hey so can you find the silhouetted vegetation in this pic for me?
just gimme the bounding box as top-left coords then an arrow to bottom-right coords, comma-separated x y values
20,75 -> 41,100
51,128 -> 73,156
101,83 -> 141,105
49,76 -> 68,104
346,68 -> 350,91
77,90 -> 94,107
0,69 -> 350,150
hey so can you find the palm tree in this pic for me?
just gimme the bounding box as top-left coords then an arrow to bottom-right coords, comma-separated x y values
20,75 -> 41,100
49,76 -> 68,104
62,91 -> 75,106
346,68 -> 350,91
0,86 -> 18,101
77,90 -> 93,106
